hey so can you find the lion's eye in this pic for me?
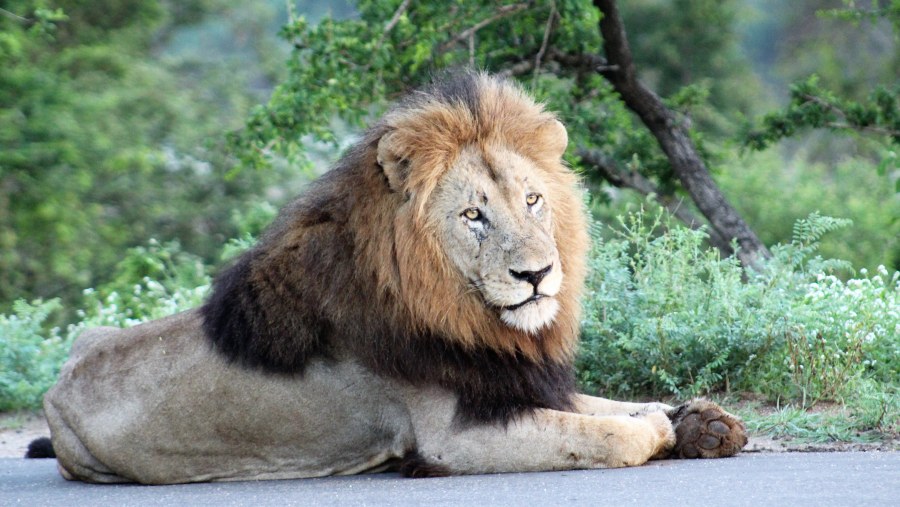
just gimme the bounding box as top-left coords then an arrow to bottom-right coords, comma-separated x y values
526,193 -> 542,206
463,208 -> 482,221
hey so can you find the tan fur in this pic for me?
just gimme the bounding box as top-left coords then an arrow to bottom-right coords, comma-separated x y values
42,72 -> 745,484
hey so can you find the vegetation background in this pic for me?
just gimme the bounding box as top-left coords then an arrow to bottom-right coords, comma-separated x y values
1,0 -> 897,447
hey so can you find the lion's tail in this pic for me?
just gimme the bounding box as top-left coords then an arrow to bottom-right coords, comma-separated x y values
25,437 -> 56,459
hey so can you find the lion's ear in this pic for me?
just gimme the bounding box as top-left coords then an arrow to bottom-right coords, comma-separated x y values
540,119 -> 569,159
376,132 -> 410,194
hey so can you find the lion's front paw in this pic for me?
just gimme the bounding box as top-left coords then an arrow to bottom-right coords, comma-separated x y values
667,399 -> 748,459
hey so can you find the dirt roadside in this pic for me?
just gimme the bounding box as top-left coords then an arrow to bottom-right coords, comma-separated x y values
0,413 -> 50,458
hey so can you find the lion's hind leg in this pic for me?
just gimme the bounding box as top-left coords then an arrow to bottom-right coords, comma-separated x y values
667,399 -> 748,459
44,402 -> 130,483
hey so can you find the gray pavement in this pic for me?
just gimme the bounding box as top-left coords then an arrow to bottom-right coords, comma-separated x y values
2,452 -> 898,506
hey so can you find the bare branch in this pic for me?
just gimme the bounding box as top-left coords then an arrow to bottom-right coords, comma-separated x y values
532,1 -> 557,82
499,60 -> 536,78
498,49 -> 617,78
0,7 -> 31,23
545,49 -> 618,73
437,3 -> 531,55
379,0 -> 412,44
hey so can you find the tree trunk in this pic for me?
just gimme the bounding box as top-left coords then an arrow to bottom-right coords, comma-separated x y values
592,0 -> 771,270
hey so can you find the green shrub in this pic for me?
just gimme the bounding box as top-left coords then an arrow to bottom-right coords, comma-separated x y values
0,299 -> 72,411
753,214 -> 899,405
578,211 -> 785,398
0,240 -> 209,410
578,210 -> 899,406
83,239 -> 210,326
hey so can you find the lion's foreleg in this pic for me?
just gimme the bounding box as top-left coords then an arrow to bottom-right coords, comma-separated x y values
573,394 -> 673,417
406,393 -> 675,475
573,396 -> 749,460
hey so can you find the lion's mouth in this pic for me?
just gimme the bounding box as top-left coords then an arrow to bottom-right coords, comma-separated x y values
501,294 -> 546,311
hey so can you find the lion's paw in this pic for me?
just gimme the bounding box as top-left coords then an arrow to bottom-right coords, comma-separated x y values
667,399 -> 748,459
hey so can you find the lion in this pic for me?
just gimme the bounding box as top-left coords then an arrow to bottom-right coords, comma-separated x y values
37,71 -> 747,484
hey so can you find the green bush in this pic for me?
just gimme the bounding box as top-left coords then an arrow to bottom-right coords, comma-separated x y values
0,299 -> 71,411
578,211 -> 785,398
84,239 -> 210,326
578,210 -> 899,407
0,240 -> 209,410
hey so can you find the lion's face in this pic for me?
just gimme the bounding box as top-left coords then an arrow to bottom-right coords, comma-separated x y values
430,144 -> 563,334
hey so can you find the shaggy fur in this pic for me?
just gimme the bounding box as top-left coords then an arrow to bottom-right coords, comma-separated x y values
200,71 -> 587,424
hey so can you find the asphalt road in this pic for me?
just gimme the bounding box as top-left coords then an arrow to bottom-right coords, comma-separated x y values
2,452 -> 898,506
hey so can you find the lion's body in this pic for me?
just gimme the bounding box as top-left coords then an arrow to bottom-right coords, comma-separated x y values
45,311 -> 415,483
43,72 -> 747,484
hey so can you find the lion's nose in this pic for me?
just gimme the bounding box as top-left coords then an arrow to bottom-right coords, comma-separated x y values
509,264 -> 553,288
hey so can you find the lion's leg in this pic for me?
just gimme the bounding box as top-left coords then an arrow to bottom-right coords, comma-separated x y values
44,392 -> 130,484
573,394 -> 673,417
574,395 -> 748,460
666,399 -> 748,459
402,389 -> 675,476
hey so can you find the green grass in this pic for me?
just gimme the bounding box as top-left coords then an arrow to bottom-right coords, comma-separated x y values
740,402 -> 897,445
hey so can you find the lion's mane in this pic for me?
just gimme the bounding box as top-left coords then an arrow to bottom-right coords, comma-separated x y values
201,71 -> 589,424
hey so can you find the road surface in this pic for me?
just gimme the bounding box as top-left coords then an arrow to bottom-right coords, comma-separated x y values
2,452 -> 897,506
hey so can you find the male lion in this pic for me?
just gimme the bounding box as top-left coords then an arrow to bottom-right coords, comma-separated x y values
38,71 -> 747,484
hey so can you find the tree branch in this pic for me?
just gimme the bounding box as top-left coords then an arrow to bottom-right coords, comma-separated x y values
546,49 -> 618,73
498,49 -> 617,78
437,3 -> 532,55
499,60 -> 536,78
592,0 -> 770,270
532,1 -> 557,82
0,7 -> 31,24
373,0 -> 412,52
800,93 -> 900,139
578,149 -> 734,258
359,0 -> 413,74
824,122 -> 900,138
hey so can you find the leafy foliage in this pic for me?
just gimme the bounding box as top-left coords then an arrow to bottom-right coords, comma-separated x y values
227,0 -> 750,194
744,76 -> 900,156
718,149 -> 900,271
579,211 -> 780,397
0,299 -> 68,411
578,210 -> 899,406
819,0 -> 900,35
0,0 -> 288,316
743,0 -> 900,188
0,240 -> 209,411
